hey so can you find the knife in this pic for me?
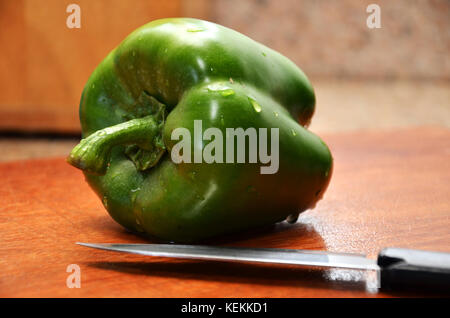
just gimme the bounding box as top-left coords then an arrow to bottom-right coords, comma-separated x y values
77,243 -> 450,292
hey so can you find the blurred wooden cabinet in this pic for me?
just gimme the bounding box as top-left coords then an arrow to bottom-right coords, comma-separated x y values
0,0 -> 210,133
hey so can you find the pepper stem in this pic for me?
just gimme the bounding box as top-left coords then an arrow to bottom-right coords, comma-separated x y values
67,115 -> 165,175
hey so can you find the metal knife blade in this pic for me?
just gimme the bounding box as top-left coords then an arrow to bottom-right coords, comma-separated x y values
77,243 -> 379,271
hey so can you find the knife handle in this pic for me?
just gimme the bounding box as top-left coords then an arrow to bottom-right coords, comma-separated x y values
377,248 -> 450,293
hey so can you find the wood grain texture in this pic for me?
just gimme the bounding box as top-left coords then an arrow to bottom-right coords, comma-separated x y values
0,0 -> 182,132
0,127 -> 449,297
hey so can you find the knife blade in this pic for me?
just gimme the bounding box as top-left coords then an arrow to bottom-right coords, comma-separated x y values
77,242 -> 378,270
77,243 -> 450,292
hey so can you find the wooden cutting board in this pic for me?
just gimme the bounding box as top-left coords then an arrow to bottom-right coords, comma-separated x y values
1,127 -> 449,297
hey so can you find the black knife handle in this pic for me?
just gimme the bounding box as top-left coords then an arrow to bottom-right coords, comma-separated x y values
377,248 -> 450,293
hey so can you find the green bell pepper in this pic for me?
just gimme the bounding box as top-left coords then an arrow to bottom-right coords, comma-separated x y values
67,18 -> 333,242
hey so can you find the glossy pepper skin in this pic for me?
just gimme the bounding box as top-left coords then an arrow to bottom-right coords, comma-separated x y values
68,18 -> 333,243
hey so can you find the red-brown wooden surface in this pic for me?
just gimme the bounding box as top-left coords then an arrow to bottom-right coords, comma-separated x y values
1,127 -> 449,297
0,0 -> 186,132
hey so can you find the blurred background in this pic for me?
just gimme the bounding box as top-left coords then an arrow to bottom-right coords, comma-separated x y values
0,0 -> 449,161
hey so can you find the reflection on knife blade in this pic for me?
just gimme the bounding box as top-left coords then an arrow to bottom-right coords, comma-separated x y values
76,242 -> 379,271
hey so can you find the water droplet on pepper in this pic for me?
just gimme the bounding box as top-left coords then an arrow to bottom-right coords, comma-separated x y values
248,97 -> 262,113
220,89 -> 235,97
102,196 -> 108,208
187,27 -> 205,32
286,213 -> 299,224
